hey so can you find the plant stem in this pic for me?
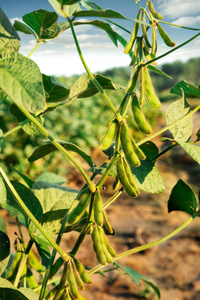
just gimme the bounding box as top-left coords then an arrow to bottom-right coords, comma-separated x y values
89,212 -> 198,275
68,18 -> 119,119
15,104 -> 96,193
103,188 -> 124,209
144,32 -> 200,67
137,105 -> 200,147
159,20 -> 200,31
27,42 -> 42,58
0,168 -> 69,261
151,143 -> 177,163
13,238 -> 34,288
0,94 -> 7,106
0,119 -> 29,140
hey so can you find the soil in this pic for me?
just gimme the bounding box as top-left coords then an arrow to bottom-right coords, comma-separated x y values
1,105 -> 200,300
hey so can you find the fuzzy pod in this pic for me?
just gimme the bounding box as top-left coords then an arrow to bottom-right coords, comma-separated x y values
148,0 -> 164,20
100,120 -> 118,150
92,225 -> 107,265
138,66 -> 145,106
151,21 -> 157,55
131,94 -> 153,134
141,10 -> 151,48
71,261 -> 85,291
97,226 -> 113,263
129,39 -> 139,66
68,189 -> 91,224
143,67 -> 161,109
124,10 -> 141,54
68,262 -> 79,300
122,157 -> 140,196
103,209 -> 113,234
74,258 -> 92,284
94,190 -> 104,227
103,230 -> 117,258
157,23 -> 176,47
120,122 -> 141,167
125,65 -> 141,93
117,157 -> 138,198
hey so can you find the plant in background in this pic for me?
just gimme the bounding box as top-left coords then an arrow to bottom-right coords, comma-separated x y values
0,0 -> 200,299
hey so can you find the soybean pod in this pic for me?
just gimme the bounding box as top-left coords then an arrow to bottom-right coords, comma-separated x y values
100,119 -> 118,150
151,20 -> 157,55
103,209 -> 113,234
124,10 -> 141,54
97,226 -> 113,264
157,22 -> 176,47
125,65 -> 141,93
92,225 -> 107,265
120,122 -> 141,167
132,93 -> 153,134
141,10 -> 151,48
116,157 -> 138,197
68,262 -> 79,300
94,190 -> 104,227
148,0 -> 164,20
103,230 -> 116,258
74,258 -> 92,284
122,157 -> 139,195
71,260 -> 85,291
143,67 -> 161,109
68,189 -> 91,224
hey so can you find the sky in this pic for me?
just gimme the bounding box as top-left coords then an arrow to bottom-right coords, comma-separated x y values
1,0 -> 200,76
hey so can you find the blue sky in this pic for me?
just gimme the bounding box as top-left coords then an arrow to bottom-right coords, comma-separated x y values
1,0 -> 200,76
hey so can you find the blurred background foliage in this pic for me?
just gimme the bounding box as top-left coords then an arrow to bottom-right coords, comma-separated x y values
1,57 -> 200,181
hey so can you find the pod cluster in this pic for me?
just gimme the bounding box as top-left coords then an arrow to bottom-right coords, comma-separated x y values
92,224 -> 116,265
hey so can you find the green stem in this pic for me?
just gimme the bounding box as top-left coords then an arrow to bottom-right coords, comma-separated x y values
89,212 -> 198,275
0,94 -> 7,106
159,20 -> 200,31
0,168 -> 69,261
103,188 -> 124,209
144,32 -> 200,67
151,143 -> 177,163
27,42 -> 42,58
15,104 -> 96,193
13,239 -> 34,288
68,18 -> 118,119
0,119 -> 29,140
137,105 -> 200,147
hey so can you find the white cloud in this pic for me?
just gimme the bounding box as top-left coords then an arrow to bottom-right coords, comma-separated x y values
172,16 -> 200,27
157,0 -> 200,19
9,17 -> 23,25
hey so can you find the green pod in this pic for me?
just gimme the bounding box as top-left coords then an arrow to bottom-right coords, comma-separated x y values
151,21 -> 157,55
141,10 -> 151,48
117,158 -> 138,198
148,0 -> 164,20
117,93 -> 130,115
27,249 -> 43,273
68,189 -> 91,224
138,66 -> 145,106
74,258 -> 92,284
68,262 -> 79,300
100,120 -> 117,150
143,67 -> 161,109
7,250 -> 23,282
131,94 -> 153,134
26,267 -> 38,289
157,23 -> 176,47
71,261 -> 85,291
129,39 -> 139,66
125,65 -> 141,93
103,231 -> 116,258
113,175 -> 120,191
98,226 -> 113,263
94,191 -> 104,226
49,257 -> 64,279
103,209 -> 113,234
122,157 -> 140,195
124,10 -> 141,54
120,122 -> 141,167
92,225 -> 107,265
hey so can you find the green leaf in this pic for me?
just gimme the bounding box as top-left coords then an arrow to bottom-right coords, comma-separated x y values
72,9 -> 130,19
117,264 -> 160,299
139,141 -> 159,161
147,65 -> 172,79
28,141 -> 94,167
176,141 -> 200,165
166,94 -> 193,142
32,181 -> 78,214
19,288 -> 39,300
22,10 -> 58,42
33,236 -> 50,268
0,53 -> 45,114
80,0 -> 102,10
0,129 -> 3,151
43,74 -> 70,103
0,278 -> 29,300
36,172 -> 66,185
6,181 -> 43,228
57,0 -> 80,4
10,165 -> 35,188
0,216 -> 7,234
69,73 -> 117,103
13,20 -> 34,35
0,231 -> 10,276
170,80 -> 200,98
41,209 -> 67,235
48,0 -> 80,18
0,175 -> 7,208
74,20 -> 118,46
0,8 -> 21,54
168,179 -> 197,215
